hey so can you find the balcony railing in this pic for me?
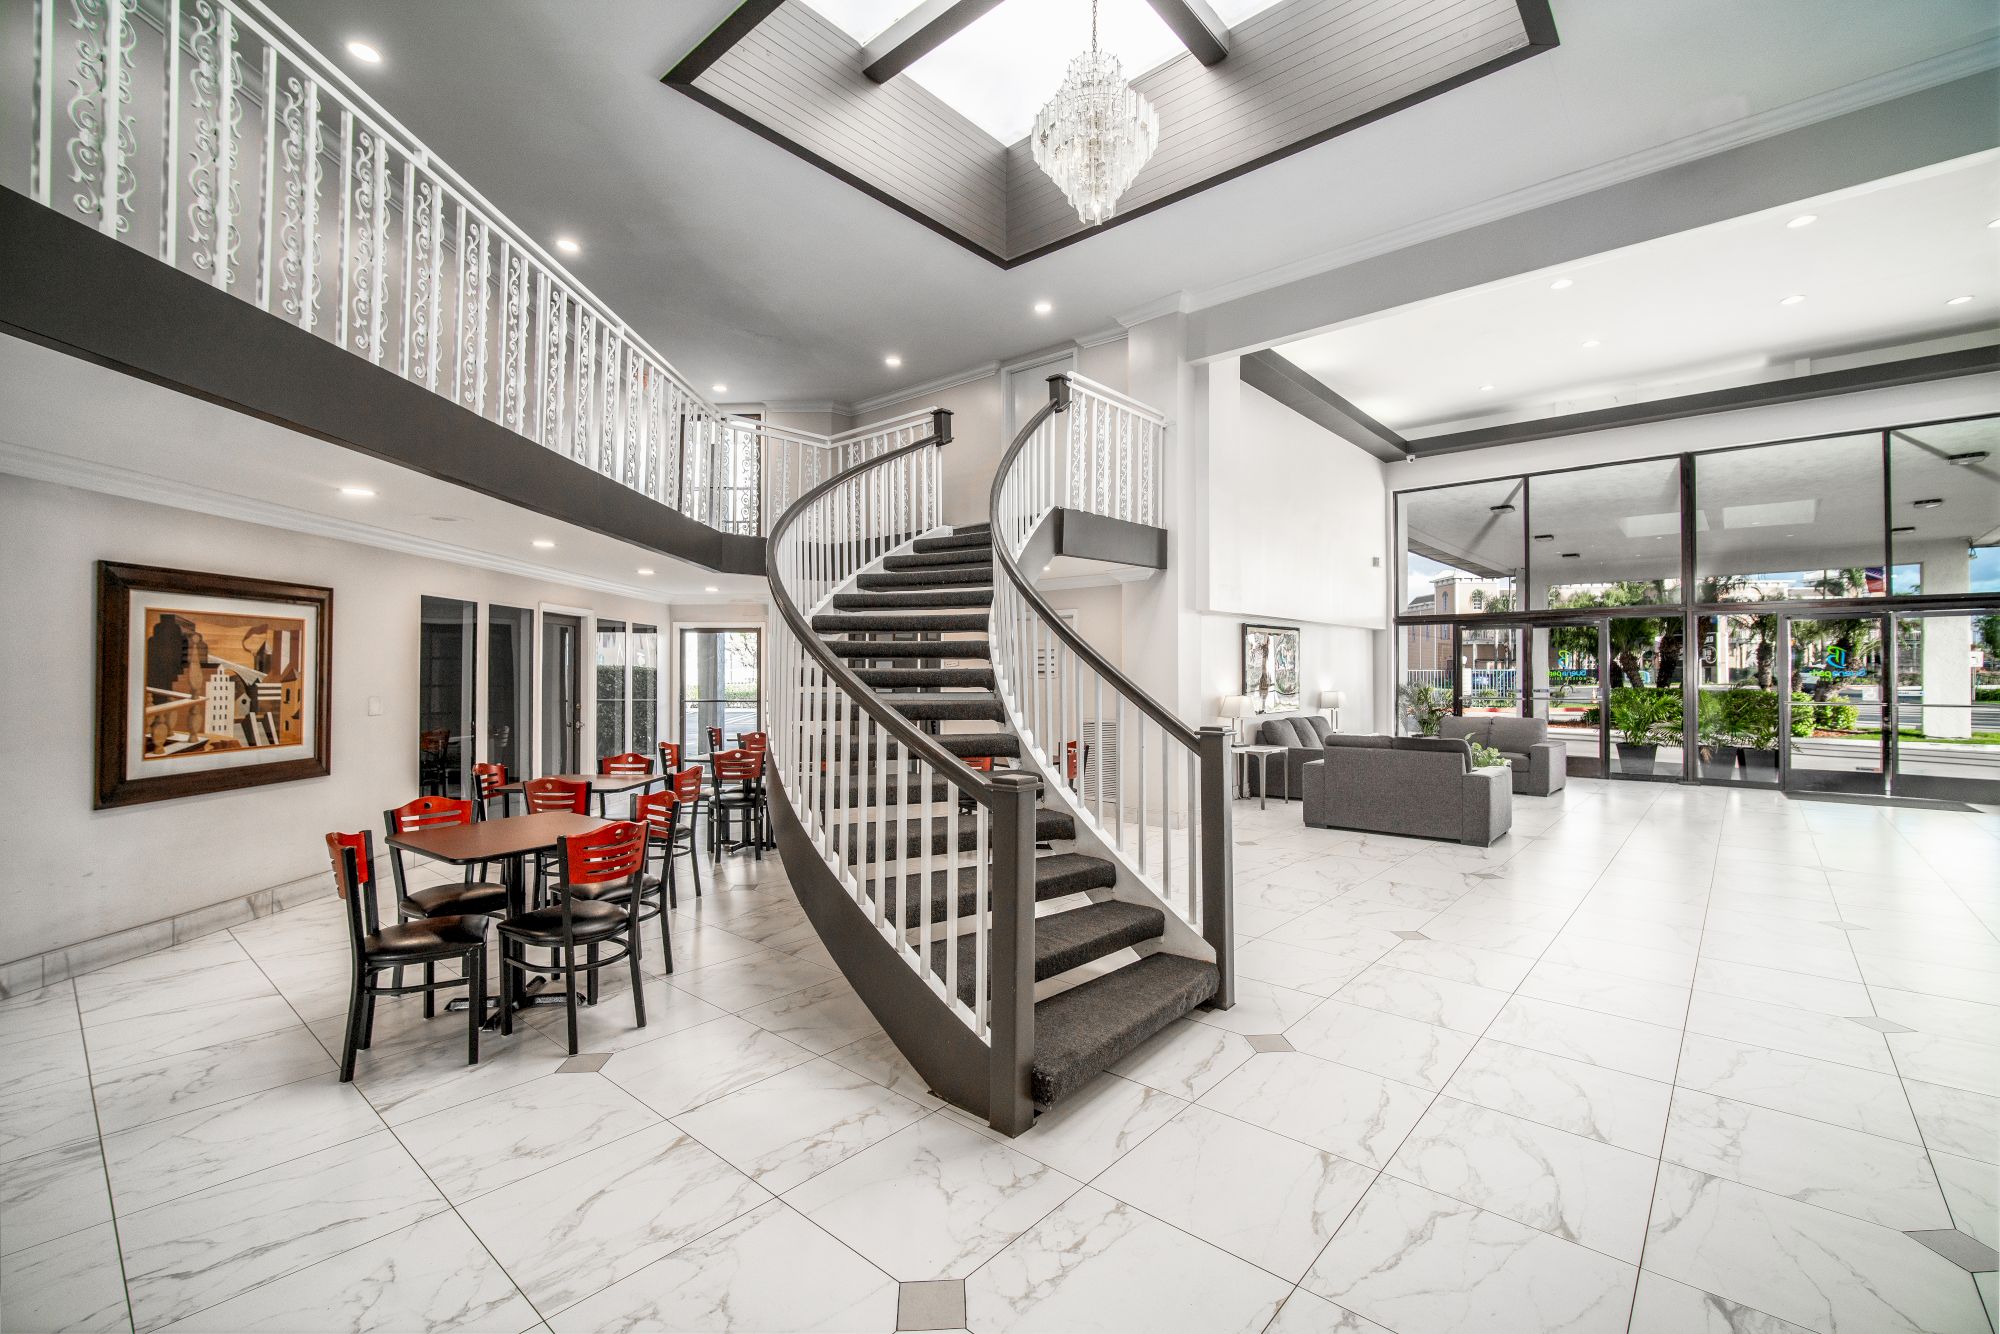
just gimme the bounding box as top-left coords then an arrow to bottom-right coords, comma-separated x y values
21,0 -> 908,538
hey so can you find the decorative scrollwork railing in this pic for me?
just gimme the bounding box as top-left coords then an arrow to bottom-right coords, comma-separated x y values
991,375 -> 1232,1002
20,0 -> 916,537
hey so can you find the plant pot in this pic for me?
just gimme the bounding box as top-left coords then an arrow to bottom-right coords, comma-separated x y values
1741,748 -> 1779,777
1615,742 -> 1659,776
1698,745 -> 1740,781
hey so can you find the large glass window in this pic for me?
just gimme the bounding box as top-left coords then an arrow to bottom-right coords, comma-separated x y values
1529,459 -> 1682,610
1888,419 -> 2000,597
680,629 -> 762,755
1695,434 -> 1884,603
419,596 -> 477,797
633,625 -> 661,754
486,605 -> 534,781
1402,478 -> 1523,615
596,618 -> 628,764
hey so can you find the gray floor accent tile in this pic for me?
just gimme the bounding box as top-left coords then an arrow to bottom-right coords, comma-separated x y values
1246,1034 -> 1294,1053
1845,1016 -> 1917,1034
898,1278 -> 967,1331
1907,1228 -> 2000,1273
558,1053 -> 612,1073
1392,930 -> 1430,941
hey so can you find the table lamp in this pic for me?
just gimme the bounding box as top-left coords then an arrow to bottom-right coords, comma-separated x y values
1219,694 -> 1252,744
1319,690 -> 1346,731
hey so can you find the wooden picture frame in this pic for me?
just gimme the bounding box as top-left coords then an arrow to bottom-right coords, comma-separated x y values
1242,623 -> 1302,713
95,562 -> 333,809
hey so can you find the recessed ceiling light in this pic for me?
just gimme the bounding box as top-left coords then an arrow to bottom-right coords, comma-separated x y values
1478,384 -> 1495,392
554,236 -> 580,255
1489,503 -> 1516,514
1533,533 -> 1555,542
1580,339 -> 1601,349
345,39 -> 381,64
1891,525 -> 1916,534
337,485 -> 375,498
1786,214 -> 1817,228
1912,498 -> 1944,509
532,539 -> 556,548
637,567 -> 655,576
1548,278 -> 1573,291
1778,294 -> 1806,306
703,585 -> 719,593
712,383 -> 728,395
1560,551 -> 1581,558
1033,300 -> 1053,315
1947,451 -> 1990,466
884,354 -> 903,368
1945,295 -> 1974,306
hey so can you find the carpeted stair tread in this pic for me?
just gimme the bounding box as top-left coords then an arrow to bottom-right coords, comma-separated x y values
832,588 -> 994,610
837,777 -> 955,805
952,522 -> 991,534
854,667 -> 997,689
824,638 -> 991,660
842,806 -> 1074,862
865,852 -> 1117,929
812,610 -> 990,633
856,567 -> 993,589
876,692 -> 1006,722
930,901 -> 1166,1007
912,531 -> 995,553
1030,954 -> 1221,1107
883,549 -> 992,570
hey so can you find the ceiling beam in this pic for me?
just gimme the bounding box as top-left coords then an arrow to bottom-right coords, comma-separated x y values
1145,0 -> 1229,65
1241,349 -> 1408,462
863,0 -> 1005,84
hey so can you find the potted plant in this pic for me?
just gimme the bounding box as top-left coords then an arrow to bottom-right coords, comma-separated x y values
1730,689 -> 1781,776
1697,691 -> 1738,780
1470,740 -> 1507,771
1610,687 -> 1677,776
1397,683 -> 1451,737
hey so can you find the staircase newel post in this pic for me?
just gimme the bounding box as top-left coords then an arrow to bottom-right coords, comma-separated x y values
929,407 -> 953,446
986,770 -> 1039,1136
1197,725 -> 1234,1009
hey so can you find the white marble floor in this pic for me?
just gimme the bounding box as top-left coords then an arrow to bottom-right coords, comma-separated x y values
3,779 -> 1996,1333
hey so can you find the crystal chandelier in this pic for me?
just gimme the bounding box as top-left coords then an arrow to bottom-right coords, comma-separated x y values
1031,0 -> 1160,226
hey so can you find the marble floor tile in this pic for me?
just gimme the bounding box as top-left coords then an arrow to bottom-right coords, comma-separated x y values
459,1121 -> 769,1312
1663,1087 -> 1951,1230
1674,1032 -> 1921,1144
672,1056 -> 927,1194
736,976 -> 883,1054
1901,1079 -> 2000,1163
601,1013 -> 814,1117
0,1136 -> 114,1256
662,950 -> 838,1013
1336,963 -> 1512,1036
784,1113 -> 1079,1280
2,1028 -> 89,1085
0,981 -> 80,1048
823,1029 -> 947,1110
1264,1288 -> 1393,1334
1305,1174 -> 1635,1334
518,975 -> 729,1054
1867,986 -> 2000,1046
1683,991 -> 1895,1075
1558,913 -> 1703,954
1888,1030 -> 2000,1097
0,1074 -> 100,1164
1857,954 -> 2000,1006
312,1009 -> 571,1126
151,1210 -> 538,1334
1485,996 -> 1683,1082
1230,937 -> 1372,996
1626,1270 -> 1818,1334
1644,1162 -> 1988,1334
957,1072 -> 1185,1182
1693,958 -> 1874,1018
82,992 -> 308,1074
1377,936 -> 1536,989
548,1199 -> 898,1332
1519,960 -> 1690,1028
90,1026 -> 334,1135
1696,927 -> 1864,983
1443,1039 -> 1671,1155
964,1186 -> 1291,1334
1930,1149 -> 1999,1251
117,1130 -> 447,1332
1188,977 -> 1329,1036
1095,1104 -> 1374,1280
1285,998 -> 1475,1090
1106,1018 -> 1254,1100
640,922 -> 771,975
1386,1095 -> 1657,1262
1418,913 -> 1557,958
1198,1050 -> 1432,1167
0,1220 -> 132,1333
396,1071 -> 661,1203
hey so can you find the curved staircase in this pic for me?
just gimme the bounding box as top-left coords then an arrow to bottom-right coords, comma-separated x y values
765,379 -> 1232,1134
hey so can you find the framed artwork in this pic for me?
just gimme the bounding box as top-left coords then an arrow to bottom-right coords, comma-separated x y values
95,562 -> 333,809
1242,623 -> 1301,713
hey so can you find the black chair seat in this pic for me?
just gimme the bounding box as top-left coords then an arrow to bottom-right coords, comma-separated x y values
401,880 -> 510,919
569,879 -> 661,908
365,916 -> 489,962
498,900 -> 627,944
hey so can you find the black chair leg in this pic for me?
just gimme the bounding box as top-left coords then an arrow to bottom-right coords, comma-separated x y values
664,853 -> 678,910
587,942 -> 600,1007
359,989 -> 377,1050
629,932 -> 647,1028
422,961 -> 436,1018
340,973 -> 367,1082
498,938 -> 515,1036
467,948 -> 483,1066
689,837 -> 703,899
562,943 -> 580,1055
658,908 -> 674,974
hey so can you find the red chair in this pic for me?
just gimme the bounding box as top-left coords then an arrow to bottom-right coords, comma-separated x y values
384,798 -> 510,1015
498,821 -> 650,1055
645,768 -> 706,906
709,749 -> 765,859
737,731 -> 768,752
706,725 -> 725,756
522,776 -> 589,813
657,740 -> 682,774
472,762 -> 509,819
327,831 -> 486,1082
599,752 -> 653,777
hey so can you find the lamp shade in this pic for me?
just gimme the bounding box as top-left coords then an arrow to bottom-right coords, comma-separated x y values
1219,695 -> 1252,719
1319,691 -> 1347,709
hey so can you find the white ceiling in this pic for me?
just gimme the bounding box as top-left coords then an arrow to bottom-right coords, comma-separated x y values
1277,152 -> 2000,437
185,0 -> 2000,404
0,336 -> 767,605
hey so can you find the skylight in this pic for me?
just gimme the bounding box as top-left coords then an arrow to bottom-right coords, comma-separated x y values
807,0 -> 927,47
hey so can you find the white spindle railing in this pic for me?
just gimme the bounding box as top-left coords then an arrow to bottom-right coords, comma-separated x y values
991,378 -> 1231,986
20,0 -> 903,537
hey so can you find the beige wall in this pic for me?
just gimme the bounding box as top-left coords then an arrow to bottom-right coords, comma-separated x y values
857,374 -> 1006,530
0,475 -> 693,962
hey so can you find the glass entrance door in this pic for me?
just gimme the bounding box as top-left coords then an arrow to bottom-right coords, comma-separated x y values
1456,625 -> 1522,718
1782,613 -> 1888,794
1890,611 -> 2000,801
1527,621 -> 1606,778
680,628 -> 761,756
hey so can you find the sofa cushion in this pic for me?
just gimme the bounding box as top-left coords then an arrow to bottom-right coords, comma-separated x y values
1440,716 -> 1491,745
1487,716 -> 1549,752
1393,735 -> 1474,771
1258,718 -> 1305,748
1301,715 -> 1334,742
1324,733 -> 1394,750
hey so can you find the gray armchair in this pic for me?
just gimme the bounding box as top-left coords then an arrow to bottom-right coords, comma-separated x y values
1440,716 -> 1567,796
1244,712 -> 1334,800
1302,734 -> 1512,845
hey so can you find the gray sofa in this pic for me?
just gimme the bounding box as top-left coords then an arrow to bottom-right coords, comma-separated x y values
1302,734 -> 1512,845
1244,712 -> 1335,799
1439,716 -> 1567,796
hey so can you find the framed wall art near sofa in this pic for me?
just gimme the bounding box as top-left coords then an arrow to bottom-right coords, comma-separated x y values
95,562 -> 333,809
1242,623 -> 1300,712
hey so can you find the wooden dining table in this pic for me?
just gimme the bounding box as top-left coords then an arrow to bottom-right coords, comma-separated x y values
493,772 -> 666,818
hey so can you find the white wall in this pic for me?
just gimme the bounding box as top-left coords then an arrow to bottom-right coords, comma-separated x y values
0,475 -> 691,962
857,375 -> 1006,530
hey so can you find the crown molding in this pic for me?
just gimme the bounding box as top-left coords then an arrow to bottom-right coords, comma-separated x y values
850,360 -> 1002,416
1115,291 -> 1196,329
762,398 -> 855,415
0,438 -> 675,604
1186,38 -> 2000,316
1075,324 -> 1132,350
